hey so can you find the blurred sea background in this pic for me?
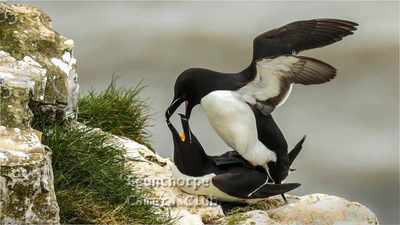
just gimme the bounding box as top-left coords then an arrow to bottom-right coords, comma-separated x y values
32,1 -> 398,224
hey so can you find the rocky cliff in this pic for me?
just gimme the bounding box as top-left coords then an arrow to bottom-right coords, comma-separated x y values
0,3 -> 77,224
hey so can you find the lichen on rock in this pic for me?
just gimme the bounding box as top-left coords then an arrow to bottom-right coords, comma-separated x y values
0,127 -> 60,224
0,3 -> 79,120
0,51 -> 46,128
0,3 -> 78,224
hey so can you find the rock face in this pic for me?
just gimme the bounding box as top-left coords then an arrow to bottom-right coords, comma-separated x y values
113,134 -> 379,225
220,195 -> 379,225
0,51 -> 46,128
0,127 -> 59,224
0,3 -> 78,224
0,3 -> 79,121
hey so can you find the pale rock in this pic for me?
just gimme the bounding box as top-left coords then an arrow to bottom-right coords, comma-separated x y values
103,130 -> 380,225
267,194 -> 379,225
0,3 -> 79,121
0,128 -> 59,224
220,194 -> 379,225
172,209 -> 205,225
222,210 -> 279,225
0,3 -> 79,224
106,131 -> 225,224
0,51 -> 46,128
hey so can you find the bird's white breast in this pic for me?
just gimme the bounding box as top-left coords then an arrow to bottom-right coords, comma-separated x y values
200,90 -> 276,166
200,91 -> 258,156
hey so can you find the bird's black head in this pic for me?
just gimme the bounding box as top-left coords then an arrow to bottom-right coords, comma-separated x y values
165,68 -> 230,121
165,67 -> 251,121
165,71 -> 197,121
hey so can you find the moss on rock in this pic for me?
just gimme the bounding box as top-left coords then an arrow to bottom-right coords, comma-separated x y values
0,84 -> 32,128
0,3 -> 79,120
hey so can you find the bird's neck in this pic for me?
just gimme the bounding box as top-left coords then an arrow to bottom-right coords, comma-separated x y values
173,142 -> 211,177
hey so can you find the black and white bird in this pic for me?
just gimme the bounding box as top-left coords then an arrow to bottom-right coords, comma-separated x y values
167,114 -> 304,203
165,18 -> 358,189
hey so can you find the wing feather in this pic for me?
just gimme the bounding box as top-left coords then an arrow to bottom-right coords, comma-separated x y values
286,56 -> 336,85
237,55 -> 336,113
253,19 -> 358,59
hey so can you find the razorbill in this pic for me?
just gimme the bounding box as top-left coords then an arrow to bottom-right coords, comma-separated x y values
167,114 -> 304,203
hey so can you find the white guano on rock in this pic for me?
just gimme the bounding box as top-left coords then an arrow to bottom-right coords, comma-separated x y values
0,128 -> 60,224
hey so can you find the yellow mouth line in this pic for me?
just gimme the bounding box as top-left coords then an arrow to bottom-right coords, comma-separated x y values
179,132 -> 186,142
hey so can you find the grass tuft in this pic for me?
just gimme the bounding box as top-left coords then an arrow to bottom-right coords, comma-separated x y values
78,79 -> 151,147
32,81 -> 170,224
43,123 -> 168,224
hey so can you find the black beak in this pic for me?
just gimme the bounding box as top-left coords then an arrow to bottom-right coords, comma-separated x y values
167,116 -> 180,140
165,96 -> 186,121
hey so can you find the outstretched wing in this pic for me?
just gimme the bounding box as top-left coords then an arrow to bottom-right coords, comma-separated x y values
253,19 -> 358,60
238,55 -> 336,115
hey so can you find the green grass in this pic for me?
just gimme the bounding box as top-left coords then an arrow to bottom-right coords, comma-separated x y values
225,198 -> 285,217
32,82 -> 171,224
78,79 -> 151,147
